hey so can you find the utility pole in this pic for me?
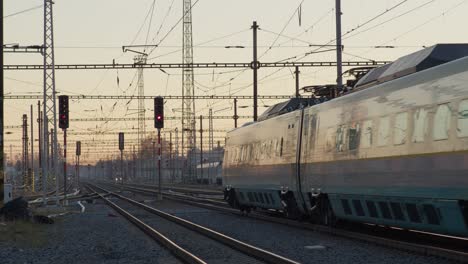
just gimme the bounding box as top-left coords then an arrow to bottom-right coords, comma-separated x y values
1,0 -> 4,203
38,102 -> 45,204
252,21 -> 259,122
233,98 -> 238,128
22,115 -> 29,189
335,0 -> 343,96
175,128 -> 179,182
169,132 -> 173,183
50,129 -> 54,173
295,66 -> 300,98
30,105 -> 34,192
199,115 -> 203,184
208,108 -> 213,183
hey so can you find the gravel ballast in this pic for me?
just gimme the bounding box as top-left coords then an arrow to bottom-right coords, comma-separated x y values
0,200 -> 181,264
116,188 -> 457,264
111,197 -> 264,264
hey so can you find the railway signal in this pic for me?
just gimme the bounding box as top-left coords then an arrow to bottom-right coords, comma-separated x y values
58,95 -> 69,204
154,96 -> 164,129
58,95 -> 69,129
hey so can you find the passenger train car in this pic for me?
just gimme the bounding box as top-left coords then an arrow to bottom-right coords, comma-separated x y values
222,44 -> 468,237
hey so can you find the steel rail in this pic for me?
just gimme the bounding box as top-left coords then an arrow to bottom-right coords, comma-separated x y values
109,184 -> 226,207
91,183 -> 300,264
86,184 -> 207,264
122,182 -> 222,196
104,182 -> 468,263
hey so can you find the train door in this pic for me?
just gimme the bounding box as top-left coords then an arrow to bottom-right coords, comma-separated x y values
300,110 -> 319,210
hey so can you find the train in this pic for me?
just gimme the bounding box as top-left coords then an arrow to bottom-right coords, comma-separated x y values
222,44 -> 468,237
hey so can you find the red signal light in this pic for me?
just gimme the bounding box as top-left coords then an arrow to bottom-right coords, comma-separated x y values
157,115 -> 162,120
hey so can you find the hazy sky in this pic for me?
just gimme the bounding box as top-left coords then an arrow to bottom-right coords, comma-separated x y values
4,0 -> 468,163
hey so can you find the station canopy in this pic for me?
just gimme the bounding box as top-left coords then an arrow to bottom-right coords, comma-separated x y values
355,43 -> 468,89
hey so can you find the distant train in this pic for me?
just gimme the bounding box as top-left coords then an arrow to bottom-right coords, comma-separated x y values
222,44 -> 468,237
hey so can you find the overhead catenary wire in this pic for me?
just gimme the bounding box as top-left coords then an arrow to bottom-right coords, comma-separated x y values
4,5 -> 42,19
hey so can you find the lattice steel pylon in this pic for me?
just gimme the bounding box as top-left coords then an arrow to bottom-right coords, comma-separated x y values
182,0 -> 196,183
134,54 -> 147,179
42,0 -> 59,200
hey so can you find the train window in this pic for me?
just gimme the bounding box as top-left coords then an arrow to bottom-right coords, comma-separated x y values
352,200 -> 365,216
377,116 -> 390,146
412,108 -> 429,142
247,192 -> 254,202
341,199 -> 352,215
378,202 -> 393,219
393,112 -> 408,145
366,201 -> 379,218
457,100 -> 468,137
336,125 -> 346,152
434,104 -> 451,140
406,203 -> 421,223
269,193 -> 275,204
390,202 -> 405,221
423,204 -> 440,225
361,120 -> 373,148
254,193 -> 259,203
348,124 -> 360,151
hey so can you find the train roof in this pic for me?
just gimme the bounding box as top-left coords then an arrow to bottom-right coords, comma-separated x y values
257,98 -> 316,122
355,44 -> 468,89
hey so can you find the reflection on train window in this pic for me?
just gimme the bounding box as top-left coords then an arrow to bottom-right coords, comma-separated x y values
309,115 -> 317,147
325,127 -> 335,152
377,116 -> 390,146
361,120 -> 373,148
412,108 -> 428,142
348,124 -> 360,150
457,100 -> 468,137
434,104 -> 451,140
394,112 -> 407,145
336,125 -> 346,152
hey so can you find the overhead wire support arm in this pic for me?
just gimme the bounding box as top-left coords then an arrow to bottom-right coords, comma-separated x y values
3,61 -> 390,70
4,95 -> 305,100
3,45 -> 44,54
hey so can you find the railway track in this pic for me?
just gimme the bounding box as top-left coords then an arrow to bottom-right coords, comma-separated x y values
100,181 -> 468,263
87,183 -> 299,264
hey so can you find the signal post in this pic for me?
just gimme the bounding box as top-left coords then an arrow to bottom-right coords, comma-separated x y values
75,141 -> 81,186
154,97 -> 164,201
58,95 -> 69,204
118,132 -> 124,185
